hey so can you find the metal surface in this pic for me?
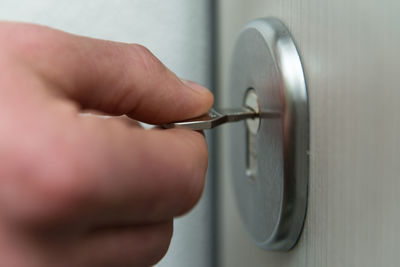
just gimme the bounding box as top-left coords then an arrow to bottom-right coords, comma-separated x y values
162,107 -> 260,130
228,18 -> 309,250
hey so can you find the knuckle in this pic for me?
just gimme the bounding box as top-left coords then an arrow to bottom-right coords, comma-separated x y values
35,148 -> 92,213
131,43 -> 153,59
5,140 -> 92,224
130,43 -> 165,75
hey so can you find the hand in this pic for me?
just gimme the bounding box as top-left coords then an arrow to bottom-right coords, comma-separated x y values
0,22 -> 213,267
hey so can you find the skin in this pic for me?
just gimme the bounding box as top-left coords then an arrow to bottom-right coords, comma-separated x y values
0,22 -> 214,267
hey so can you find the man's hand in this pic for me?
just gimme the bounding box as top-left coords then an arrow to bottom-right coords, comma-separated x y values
0,22 -> 213,267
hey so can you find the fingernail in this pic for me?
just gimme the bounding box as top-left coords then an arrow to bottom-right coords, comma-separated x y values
181,79 -> 210,94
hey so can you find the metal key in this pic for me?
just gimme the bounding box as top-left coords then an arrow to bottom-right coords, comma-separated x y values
162,108 -> 256,130
162,107 -> 278,130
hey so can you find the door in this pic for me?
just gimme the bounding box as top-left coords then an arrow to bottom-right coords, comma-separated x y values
217,1 -> 400,266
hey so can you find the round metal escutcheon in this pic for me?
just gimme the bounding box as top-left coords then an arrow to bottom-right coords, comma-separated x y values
228,18 -> 309,250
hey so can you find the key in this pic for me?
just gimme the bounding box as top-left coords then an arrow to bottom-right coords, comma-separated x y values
162,107 -> 279,130
162,108 -> 255,130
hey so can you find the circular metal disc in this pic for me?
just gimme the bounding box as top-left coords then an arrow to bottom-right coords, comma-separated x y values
228,18 -> 309,250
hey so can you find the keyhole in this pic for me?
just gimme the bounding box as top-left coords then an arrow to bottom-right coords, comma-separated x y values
244,88 -> 260,180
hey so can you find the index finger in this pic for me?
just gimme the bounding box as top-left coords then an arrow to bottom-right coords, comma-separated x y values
73,116 -> 209,224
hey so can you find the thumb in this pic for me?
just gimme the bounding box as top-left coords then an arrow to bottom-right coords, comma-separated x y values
123,73 -> 214,124
3,22 -> 214,124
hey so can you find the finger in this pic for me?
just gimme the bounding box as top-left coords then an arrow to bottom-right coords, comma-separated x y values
34,115 -> 209,225
58,221 -> 172,267
1,22 -> 214,123
83,116 -> 208,223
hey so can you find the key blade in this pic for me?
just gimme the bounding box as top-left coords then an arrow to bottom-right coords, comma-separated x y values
222,107 -> 258,122
162,107 -> 258,130
162,109 -> 227,130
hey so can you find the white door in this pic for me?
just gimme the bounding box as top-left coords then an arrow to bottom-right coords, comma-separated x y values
217,1 -> 400,266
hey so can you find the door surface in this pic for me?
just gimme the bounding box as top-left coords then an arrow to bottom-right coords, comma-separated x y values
217,1 -> 400,266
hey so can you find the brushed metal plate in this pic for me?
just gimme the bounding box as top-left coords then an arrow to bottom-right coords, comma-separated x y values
228,17 -> 309,251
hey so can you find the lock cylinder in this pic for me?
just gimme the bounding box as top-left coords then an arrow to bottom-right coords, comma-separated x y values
228,18 -> 309,251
